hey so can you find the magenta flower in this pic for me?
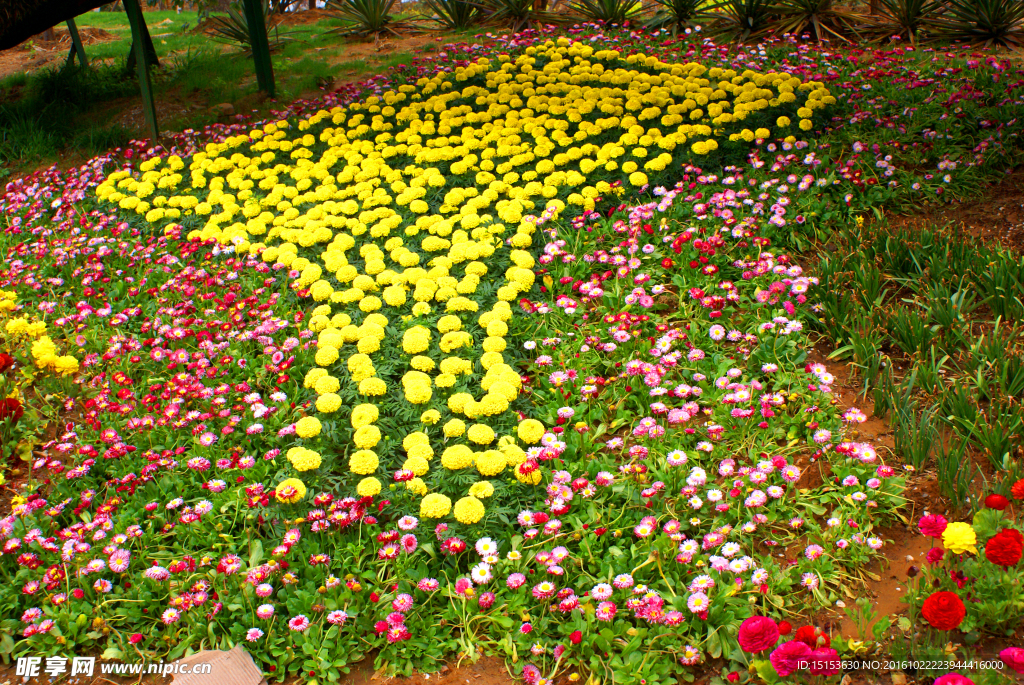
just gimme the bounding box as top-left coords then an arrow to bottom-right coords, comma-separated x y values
769,640 -> 812,677
918,514 -> 948,538
933,675 -> 974,685
1000,647 -> 1024,674
737,616 -> 779,653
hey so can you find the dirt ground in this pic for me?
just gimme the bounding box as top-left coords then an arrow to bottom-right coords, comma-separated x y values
0,26 -> 117,79
886,169 -> 1024,251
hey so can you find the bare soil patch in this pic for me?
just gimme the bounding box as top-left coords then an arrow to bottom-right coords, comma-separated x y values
886,169 -> 1024,250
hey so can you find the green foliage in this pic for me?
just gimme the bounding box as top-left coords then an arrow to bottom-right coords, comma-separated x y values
645,0 -> 704,31
768,0 -> 865,42
571,0 -> 642,25
207,0 -> 295,54
704,0 -> 776,42
872,0 -> 942,43
420,0 -> 481,30
476,0 -> 564,31
327,0 -> 414,37
932,0 -> 1024,47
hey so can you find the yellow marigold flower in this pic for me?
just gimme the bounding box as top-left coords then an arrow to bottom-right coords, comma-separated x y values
799,119 -> 813,131
295,416 -> 322,439
351,404 -> 379,429
469,481 -> 494,499
441,444 -> 474,470
406,477 -> 428,496
777,116 -> 791,127
354,424 -> 382,449
444,419 -> 467,438
407,444 -> 433,462
421,493 -> 452,518
453,496 -> 485,525
421,409 -> 441,424
275,478 -> 307,504
357,336 -> 380,354
315,345 -> 339,366
411,355 -> 435,372
437,314 -> 462,333
403,432 -> 429,450
357,477 -> 382,497
942,522 -> 977,555
467,423 -> 495,445
359,377 -> 387,396
475,449 -> 506,477
403,456 -> 430,476
448,392 -> 473,414
316,393 -> 342,413
54,356 -> 79,376
314,375 -> 341,395
304,368 -> 328,389
349,450 -> 379,475
482,337 -> 506,353
403,326 -> 431,354
287,447 -> 322,472
517,419 -> 545,444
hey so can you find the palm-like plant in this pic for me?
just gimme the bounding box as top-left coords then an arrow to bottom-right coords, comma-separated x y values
704,0 -> 775,42
769,0 -> 865,41
476,0 -> 564,31
420,0 -> 480,29
645,0 -> 704,32
932,0 -> 1024,48
571,0 -> 642,25
208,0 -> 293,54
871,0 -> 941,43
327,0 -> 414,37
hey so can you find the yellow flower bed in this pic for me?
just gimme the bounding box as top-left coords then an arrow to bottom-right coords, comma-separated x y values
96,40 -> 831,522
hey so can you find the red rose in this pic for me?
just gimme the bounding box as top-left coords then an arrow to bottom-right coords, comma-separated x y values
1012,479 -> 1024,501
985,529 -> 1023,568
569,630 -> 582,645
985,494 -> 1010,510
777,620 -> 793,636
921,591 -> 965,631
0,353 -> 14,373
0,397 -> 23,422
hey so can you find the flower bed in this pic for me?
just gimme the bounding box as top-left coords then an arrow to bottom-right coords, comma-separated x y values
1,25 -> 1024,685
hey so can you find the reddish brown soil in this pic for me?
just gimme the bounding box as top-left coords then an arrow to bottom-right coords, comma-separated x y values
0,27 -> 116,79
886,169 -> 1024,251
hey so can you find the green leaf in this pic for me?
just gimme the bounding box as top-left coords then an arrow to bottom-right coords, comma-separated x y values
752,659 -> 779,684
168,636 -> 193,660
250,539 -> 265,568
102,648 -> 125,660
